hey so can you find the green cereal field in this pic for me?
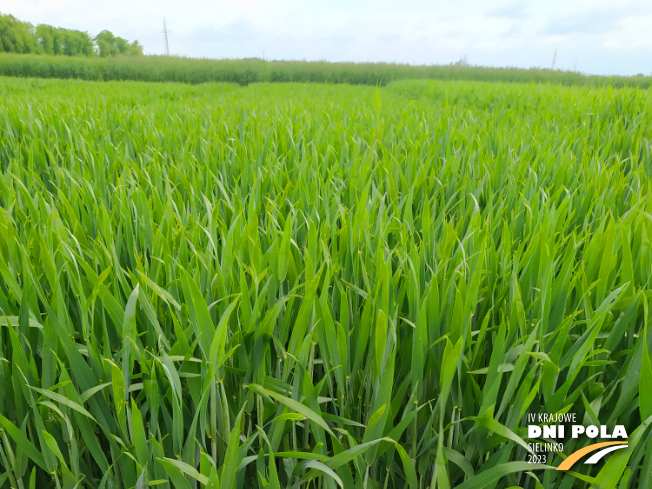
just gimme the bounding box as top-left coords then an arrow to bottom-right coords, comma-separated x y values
0,76 -> 651,488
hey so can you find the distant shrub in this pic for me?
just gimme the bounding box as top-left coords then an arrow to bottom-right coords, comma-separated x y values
0,53 -> 650,89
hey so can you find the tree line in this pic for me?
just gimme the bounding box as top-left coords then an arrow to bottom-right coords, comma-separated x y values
0,13 -> 143,57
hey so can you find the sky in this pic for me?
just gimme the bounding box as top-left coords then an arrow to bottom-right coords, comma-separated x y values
4,0 -> 652,76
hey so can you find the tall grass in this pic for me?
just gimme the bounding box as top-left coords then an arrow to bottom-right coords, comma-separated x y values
0,76 -> 651,488
1,52 -> 652,88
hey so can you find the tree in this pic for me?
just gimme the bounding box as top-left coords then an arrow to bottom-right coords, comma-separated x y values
0,13 -> 142,57
128,40 -> 143,56
60,29 -> 94,56
94,30 -> 117,57
36,24 -> 54,55
36,25 -> 94,57
94,30 -> 142,57
0,14 -> 38,53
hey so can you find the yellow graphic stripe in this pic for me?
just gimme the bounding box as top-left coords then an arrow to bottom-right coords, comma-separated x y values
557,441 -> 628,471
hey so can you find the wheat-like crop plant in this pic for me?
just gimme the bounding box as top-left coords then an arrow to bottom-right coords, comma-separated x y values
0,77 -> 650,488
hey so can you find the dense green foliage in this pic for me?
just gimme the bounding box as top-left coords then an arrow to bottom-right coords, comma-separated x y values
94,30 -> 143,57
1,76 -> 652,489
0,13 -> 142,57
34,24 -> 95,57
0,14 -> 38,54
0,52 -> 651,88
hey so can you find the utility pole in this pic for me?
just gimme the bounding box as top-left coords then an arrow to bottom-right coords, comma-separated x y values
551,49 -> 557,70
163,18 -> 170,56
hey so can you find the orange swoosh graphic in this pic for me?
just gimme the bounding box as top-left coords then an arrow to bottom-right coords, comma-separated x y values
557,442 -> 628,471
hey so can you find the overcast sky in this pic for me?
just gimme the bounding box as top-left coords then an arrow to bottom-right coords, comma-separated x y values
4,0 -> 652,76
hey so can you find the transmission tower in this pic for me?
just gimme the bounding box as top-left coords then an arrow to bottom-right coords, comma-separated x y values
551,49 -> 557,70
163,18 -> 170,56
